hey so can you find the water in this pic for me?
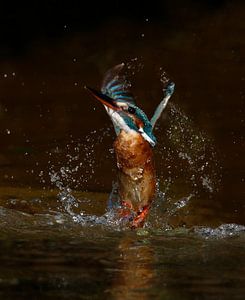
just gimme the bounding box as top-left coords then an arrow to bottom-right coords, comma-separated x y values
0,113 -> 243,299
0,201 -> 244,299
0,1 -> 245,298
0,150 -> 243,300
0,72 -> 243,298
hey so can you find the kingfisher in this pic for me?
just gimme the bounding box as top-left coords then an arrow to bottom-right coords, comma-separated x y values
85,63 -> 175,228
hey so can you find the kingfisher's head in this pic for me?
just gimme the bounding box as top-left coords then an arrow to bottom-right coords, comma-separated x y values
85,63 -> 175,147
85,86 -> 157,146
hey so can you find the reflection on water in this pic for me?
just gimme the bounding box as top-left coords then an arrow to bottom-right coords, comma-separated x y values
108,236 -> 156,300
0,201 -> 244,300
0,185 -> 244,298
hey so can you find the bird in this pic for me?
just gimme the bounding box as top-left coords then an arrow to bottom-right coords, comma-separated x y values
85,63 -> 175,228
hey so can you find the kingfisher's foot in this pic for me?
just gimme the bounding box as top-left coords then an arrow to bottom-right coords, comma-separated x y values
131,206 -> 150,229
117,200 -> 134,222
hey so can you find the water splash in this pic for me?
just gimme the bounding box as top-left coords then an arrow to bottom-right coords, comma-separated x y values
49,168 -> 78,215
194,223 -> 245,239
42,127 -> 114,216
159,67 -> 170,87
169,103 -> 220,189
141,68 -> 222,226
156,70 -> 220,189
151,101 -> 222,226
126,57 -> 144,71
40,65 -> 223,229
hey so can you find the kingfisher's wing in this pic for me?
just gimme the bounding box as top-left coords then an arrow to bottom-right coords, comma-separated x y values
150,82 -> 175,129
101,63 -> 135,105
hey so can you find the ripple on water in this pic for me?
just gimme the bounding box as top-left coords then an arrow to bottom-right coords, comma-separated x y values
193,223 -> 245,239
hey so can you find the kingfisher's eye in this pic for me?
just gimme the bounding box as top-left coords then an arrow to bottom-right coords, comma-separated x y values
128,106 -> 136,114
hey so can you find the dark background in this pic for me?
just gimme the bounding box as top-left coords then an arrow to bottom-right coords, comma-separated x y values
0,0 -> 244,224
0,1 -> 235,55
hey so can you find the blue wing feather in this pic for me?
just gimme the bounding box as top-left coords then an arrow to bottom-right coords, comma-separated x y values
110,84 -> 124,92
150,82 -> 175,129
101,63 -> 135,104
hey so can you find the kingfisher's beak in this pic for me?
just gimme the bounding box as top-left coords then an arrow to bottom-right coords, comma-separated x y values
85,86 -> 119,110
